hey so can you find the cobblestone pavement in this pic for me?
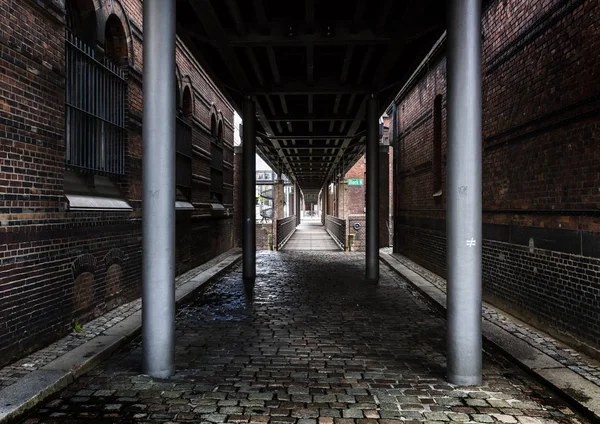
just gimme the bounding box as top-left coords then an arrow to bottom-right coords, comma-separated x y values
20,252 -> 587,423
381,249 -> 600,390
0,249 -> 240,390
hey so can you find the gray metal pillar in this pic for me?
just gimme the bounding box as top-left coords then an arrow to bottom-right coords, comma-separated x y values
392,102 -> 398,253
447,0 -> 483,386
242,96 -> 256,281
366,94 -> 379,282
142,0 -> 176,378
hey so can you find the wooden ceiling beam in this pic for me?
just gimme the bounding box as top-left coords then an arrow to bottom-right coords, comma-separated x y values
190,1 -> 251,91
228,24 -> 392,46
246,48 -> 264,86
252,83 -> 372,95
266,115 -> 353,122
352,0 -> 366,32
252,0 -> 268,33
266,47 -> 281,84
224,0 -> 246,35
307,46 -> 314,85
305,0 -> 316,33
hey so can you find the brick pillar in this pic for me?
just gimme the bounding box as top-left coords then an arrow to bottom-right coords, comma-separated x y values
233,145 -> 243,248
379,145 -> 390,247
290,186 -> 295,217
274,179 -> 284,219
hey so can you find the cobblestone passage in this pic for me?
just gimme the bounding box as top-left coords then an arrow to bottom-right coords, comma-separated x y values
21,252 -> 587,424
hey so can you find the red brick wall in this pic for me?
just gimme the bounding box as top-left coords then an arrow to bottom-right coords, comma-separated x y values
0,0 -> 234,365
340,119 -> 393,247
394,0 -> 600,350
345,157 -> 366,216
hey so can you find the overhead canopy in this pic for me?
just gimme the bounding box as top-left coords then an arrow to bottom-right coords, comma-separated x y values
176,0 -> 447,190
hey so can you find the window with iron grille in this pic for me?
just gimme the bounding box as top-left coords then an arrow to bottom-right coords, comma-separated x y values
65,29 -> 126,176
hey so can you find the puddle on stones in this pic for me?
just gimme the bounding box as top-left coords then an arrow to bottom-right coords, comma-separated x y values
178,272 -> 250,322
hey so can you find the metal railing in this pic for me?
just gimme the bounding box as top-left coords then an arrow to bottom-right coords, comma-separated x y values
65,30 -> 126,175
325,215 -> 346,250
276,216 -> 296,249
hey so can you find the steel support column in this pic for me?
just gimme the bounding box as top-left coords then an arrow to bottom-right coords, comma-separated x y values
446,0 -> 483,386
243,97 -> 256,281
366,94 -> 379,282
392,103 -> 398,253
142,0 -> 176,378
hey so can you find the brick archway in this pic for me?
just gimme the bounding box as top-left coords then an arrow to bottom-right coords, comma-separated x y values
98,0 -> 134,66
105,13 -> 128,65
181,76 -> 194,118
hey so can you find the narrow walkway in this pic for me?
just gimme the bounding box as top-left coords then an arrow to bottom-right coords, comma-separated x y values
20,252 -> 587,424
281,217 -> 340,251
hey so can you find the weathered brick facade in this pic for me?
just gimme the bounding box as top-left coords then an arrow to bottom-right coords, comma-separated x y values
394,0 -> 600,352
0,0 -> 234,365
332,118 -> 394,250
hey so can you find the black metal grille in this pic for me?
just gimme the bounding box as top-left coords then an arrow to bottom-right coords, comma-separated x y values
276,216 -> 297,249
65,30 -> 126,175
325,215 -> 346,250
176,116 -> 192,188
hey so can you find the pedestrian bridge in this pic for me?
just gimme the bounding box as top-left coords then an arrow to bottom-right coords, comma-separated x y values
280,218 -> 341,251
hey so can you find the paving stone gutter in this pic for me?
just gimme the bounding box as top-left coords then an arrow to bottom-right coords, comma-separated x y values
0,249 -> 242,424
379,250 -> 600,422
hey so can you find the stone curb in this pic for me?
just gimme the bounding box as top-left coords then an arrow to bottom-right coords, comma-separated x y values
0,252 -> 242,424
380,252 -> 600,422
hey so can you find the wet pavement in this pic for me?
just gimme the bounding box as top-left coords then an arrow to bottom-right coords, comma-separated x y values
19,252 -> 588,423
281,219 -> 340,251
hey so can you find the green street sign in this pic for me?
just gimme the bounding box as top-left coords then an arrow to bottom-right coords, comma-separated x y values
347,178 -> 363,186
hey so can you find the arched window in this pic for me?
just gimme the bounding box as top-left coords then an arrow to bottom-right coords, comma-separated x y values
211,115 -> 218,138
65,6 -> 127,177
175,80 -> 192,198
433,95 -> 443,197
210,114 -> 224,203
182,87 -> 192,118
105,14 -> 128,66
218,121 -> 224,143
